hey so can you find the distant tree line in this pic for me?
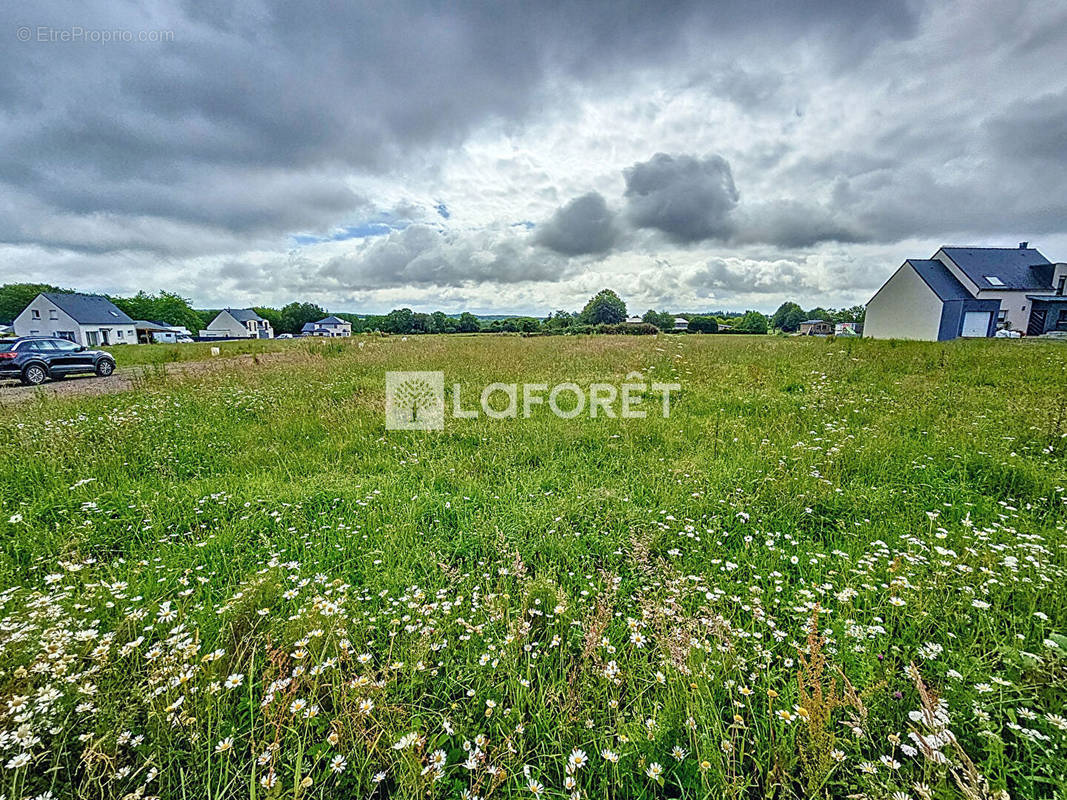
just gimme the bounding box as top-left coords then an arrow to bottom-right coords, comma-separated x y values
769,301 -> 865,332
2,282 -> 856,338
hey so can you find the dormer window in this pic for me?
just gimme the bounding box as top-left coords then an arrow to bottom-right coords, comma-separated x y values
984,275 -> 1005,286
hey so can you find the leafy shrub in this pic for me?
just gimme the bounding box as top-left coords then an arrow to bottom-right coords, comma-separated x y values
688,315 -> 719,333
596,322 -> 659,335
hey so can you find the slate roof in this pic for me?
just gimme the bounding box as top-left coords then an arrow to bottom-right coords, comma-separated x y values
316,315 -> 348,325
223,308 -> 265,323
132,319 -> 172,331
939,246 -> 1053,290
800,319 -> 831,324
906,259 -> 974,301
43,293 -> 133,324
301,322 -> 318,332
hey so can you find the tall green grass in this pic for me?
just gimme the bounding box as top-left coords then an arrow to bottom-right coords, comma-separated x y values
0,335 -> 1064,799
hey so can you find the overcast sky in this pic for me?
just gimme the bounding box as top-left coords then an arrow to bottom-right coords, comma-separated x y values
2,1 -> 1066,315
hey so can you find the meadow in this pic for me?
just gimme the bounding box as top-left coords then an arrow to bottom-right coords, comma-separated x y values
101,337 -> 297,367
0,334 -> 1064,800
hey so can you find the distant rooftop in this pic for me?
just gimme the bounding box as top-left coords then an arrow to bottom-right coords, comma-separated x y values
224,308 -> 265,323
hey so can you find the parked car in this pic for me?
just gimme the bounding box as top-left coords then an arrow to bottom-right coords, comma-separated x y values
176,335 -> 194,343
277,333 -> 294,339
0,337 -> 116,386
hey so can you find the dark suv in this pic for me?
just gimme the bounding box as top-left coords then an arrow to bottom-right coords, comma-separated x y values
0,337 -> 116,386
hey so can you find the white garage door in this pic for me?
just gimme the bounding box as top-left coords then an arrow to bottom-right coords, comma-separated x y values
961,311 -> 991,338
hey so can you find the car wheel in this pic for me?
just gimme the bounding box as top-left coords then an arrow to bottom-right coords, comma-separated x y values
96,359 -> 115,377
21,364 -> 48,386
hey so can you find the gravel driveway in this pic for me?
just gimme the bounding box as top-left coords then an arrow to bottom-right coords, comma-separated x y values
0,351 -> 298,406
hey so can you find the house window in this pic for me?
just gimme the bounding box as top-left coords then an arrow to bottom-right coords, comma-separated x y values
49,310 -> 58,320
984,275 -> 1005,286
1057,310 -> 1067,332
116,330 -> 123,339
996,309 -> 1007,325
1057,276 -> 1066,296
31,309 -> 40,319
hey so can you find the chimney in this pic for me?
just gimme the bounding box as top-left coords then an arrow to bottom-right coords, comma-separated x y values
1019,241 -> 1028,249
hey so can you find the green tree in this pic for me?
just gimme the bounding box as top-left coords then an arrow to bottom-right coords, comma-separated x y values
362,314 -> 387,332
0,283 -> 69,324
110,290 -> 204,333
278,302 -> 327,334
735,310 -> 769,334
384,308 -> 416,334
688,315 -> 719,333
253,306 -> 283,334
489,316 -> 541,333
430,311 -> 456,333
771,301 -> 804,331
781,308 -> 806,332
543,310 -> 577,331
805,307 -> 833,322
832,305 -> 866,323
196,309 -> 220,330
411,312 -> 433,334
456,312 -> 481,333
581,289 -> 626,325
642,309 -> 675,331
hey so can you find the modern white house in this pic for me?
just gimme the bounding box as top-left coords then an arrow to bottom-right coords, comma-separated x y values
200,308 -> 274,339
300,315 -> 352,336
13,293 -> 138,346
673,317 -> 689,331
865,244 -> 1067,341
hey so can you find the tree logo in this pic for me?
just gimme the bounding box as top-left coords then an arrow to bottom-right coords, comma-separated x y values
385,371 -> 445,430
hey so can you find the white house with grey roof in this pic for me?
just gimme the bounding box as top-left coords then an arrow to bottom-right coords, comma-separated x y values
13,293 -> 138,346
300,315 -> 352,336
200,308 -> 274,339
865,243 -> 1067,341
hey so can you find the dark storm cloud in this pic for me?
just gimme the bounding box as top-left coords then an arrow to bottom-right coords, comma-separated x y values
535,192 -> 618,256
984,89 -> 1067,164
620,154 -> 863,248
731,200 -> 867,248
0,0 -> 920,260
623,154 -> 739,242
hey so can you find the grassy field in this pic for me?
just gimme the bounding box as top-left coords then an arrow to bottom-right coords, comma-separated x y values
101,337 -> 300,367
0,334 -> 1065,800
